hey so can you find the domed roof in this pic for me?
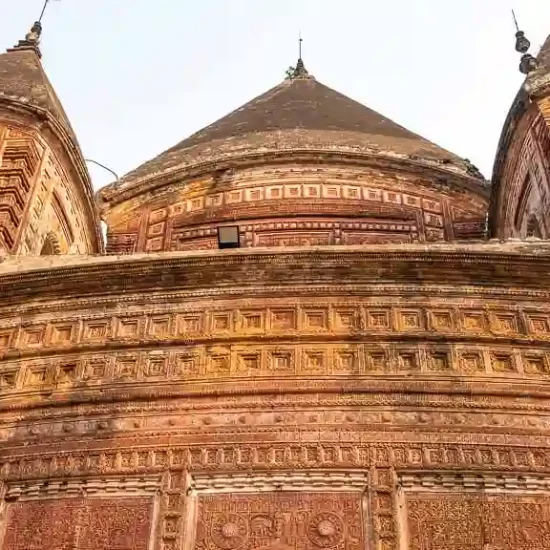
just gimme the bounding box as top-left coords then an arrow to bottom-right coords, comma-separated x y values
174,68 -> 442,151
112,60 -> 474,191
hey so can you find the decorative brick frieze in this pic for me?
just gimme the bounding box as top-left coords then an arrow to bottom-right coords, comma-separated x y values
190,471 -> 369,493
4,474 -> 162,500
0,127 -> 41,252
2,343 -> 550,399
104,162 -> 487,253
0,123 -> 101,256
398,471 -> 550,550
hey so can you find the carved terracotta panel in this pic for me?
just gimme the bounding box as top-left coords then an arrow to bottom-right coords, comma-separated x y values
103,160 -> 487,253
195,492 -> 364,550
2,497 -> 153,550
407,492 -> 550,550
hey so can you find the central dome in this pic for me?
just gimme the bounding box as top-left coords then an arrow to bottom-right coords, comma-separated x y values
99,60 -> 489,254
171,68 -> 450,153
107,60 -> 476,192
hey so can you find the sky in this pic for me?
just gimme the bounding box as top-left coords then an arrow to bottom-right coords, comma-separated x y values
2,0 -> 550,189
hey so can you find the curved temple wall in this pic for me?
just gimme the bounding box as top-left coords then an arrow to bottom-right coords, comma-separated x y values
102,157 -> 488,254
1,243 -> 550,549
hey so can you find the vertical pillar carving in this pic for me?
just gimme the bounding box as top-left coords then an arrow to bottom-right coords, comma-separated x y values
156,470 -> 190,550
0,126 -> 42,253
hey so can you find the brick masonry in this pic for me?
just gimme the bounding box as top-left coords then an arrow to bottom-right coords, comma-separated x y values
1,27 -> 550,550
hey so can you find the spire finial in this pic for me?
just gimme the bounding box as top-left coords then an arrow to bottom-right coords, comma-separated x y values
7,0 -> 60,57
292,32 -> 309,78
38,0 -> 59,23
8,21 -> 43,57
511,9 -> 539,75
283,32 -> 312,80
512,9 -> 530,53
39,0 -> 61,23
512,9 -> 520,33
39,0 -> 50,23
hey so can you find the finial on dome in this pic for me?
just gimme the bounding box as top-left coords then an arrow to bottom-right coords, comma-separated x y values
284,57 -> 310,79
293,57 -> 309,77
7,0 -> 61,58
512,9 -> 539,75
282,32 -> 310,79
8,21 -> 43,57
293,32 -> 310,77
513,9 -> 530,53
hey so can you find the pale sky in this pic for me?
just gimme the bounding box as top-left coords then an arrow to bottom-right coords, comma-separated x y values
2,1 -> 550,188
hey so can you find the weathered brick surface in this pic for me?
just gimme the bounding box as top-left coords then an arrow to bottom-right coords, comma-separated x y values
102,161 -> 488,254
3,497 -> 152,550
3,27 -> 550,550
0,38 -> 102,256
1,243 -> 550,549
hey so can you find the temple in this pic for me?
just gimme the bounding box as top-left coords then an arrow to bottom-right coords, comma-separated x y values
0,13 -> 549,550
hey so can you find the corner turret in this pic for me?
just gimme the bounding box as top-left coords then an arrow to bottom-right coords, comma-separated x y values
489,18 -> 550,240
0,22 -> 102,255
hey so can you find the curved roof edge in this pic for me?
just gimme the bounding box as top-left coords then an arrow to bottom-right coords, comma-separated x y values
489,33 -> 550,232
98,147 -> 489,211
1,241 -> 549,303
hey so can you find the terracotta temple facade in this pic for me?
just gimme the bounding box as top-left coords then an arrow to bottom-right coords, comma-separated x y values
0,16 -> 550,550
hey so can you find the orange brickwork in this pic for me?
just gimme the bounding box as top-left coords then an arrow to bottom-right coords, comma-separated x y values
1,20 -> 550,550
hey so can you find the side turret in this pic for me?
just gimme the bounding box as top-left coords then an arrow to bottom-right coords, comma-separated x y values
490,19 -> 550,239
0,22 -> 102,255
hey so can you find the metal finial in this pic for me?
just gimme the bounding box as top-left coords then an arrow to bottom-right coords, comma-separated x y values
39,0 -> 49,22
519,53 -> 539,75
512,9 -> 531,54
38,0 -> 60,23
512,9 -> 520,32
284,32 -> 312,80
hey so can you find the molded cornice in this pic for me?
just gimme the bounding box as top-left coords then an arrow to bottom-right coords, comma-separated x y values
98,149 -> 489,212
0,242 -> 549,303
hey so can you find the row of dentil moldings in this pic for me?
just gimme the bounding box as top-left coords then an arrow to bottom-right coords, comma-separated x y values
105,160 -> 487,214
0,444 -> 549,481
2,303 -> 550,352
1,343 -> 550,393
